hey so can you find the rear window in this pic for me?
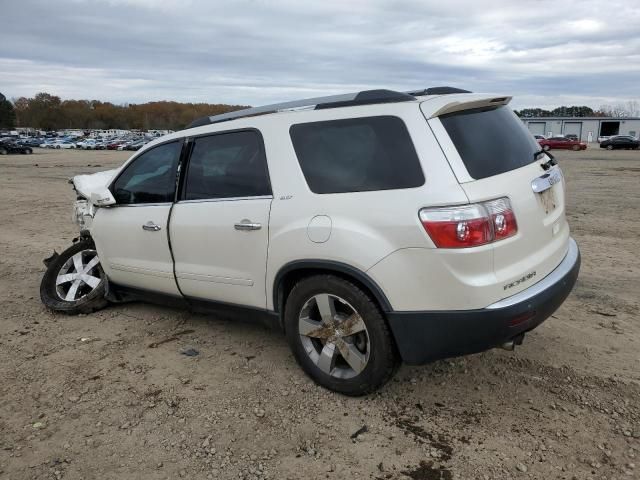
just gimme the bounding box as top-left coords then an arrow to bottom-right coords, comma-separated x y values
289,116 -> 425,194
440,106 -> 540,180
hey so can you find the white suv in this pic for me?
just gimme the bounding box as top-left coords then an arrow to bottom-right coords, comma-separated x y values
40,88 -> 580,395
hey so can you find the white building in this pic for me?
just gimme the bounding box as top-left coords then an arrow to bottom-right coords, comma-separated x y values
522,117 -> 640,141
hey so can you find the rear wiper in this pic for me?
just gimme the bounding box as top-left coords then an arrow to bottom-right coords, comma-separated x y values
534,149 -> 557,170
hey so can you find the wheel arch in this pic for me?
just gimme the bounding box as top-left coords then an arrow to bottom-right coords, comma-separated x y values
272,260 -> 393,318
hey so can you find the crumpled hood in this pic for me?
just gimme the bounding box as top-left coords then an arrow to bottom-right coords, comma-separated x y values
72,169 -> 119,199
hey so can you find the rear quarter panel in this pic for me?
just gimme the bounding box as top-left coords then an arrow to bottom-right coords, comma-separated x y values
261,103 -> 468,310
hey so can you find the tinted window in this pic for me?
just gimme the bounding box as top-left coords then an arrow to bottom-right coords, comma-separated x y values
440,106 -> 540,180
112,141 -> 182,204
289,116 -> 424,194
183,130 -> 270,200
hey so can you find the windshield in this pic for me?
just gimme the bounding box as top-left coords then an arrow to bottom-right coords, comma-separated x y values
440,105 -> 540,180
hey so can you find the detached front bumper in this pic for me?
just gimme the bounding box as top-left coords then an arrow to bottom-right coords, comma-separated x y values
387,238 -> 581,365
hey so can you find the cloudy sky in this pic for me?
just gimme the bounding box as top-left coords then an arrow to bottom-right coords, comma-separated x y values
1,0 -> 639,109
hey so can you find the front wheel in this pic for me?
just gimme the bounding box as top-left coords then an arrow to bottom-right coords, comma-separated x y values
40,239 -> 109,315
284,275 -> 399,396
606,145 -> 613,150
542,144 -> 551,151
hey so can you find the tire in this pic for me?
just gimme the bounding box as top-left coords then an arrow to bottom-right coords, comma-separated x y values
572,145 -> 579,151
56,145 -> 61,149
284,274 -> 399,396
24,148 -> 33,155
542,145 -> 551,151
40,239 -> 109,315
606,145 -> 613,150
0,148 -> 7,155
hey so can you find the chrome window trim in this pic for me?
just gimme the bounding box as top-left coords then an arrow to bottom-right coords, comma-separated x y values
177,195 -> 273,205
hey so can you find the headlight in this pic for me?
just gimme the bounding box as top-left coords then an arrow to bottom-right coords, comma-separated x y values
72,200 -> 94,229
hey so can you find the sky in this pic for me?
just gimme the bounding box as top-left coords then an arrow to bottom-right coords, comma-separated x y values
1,0 -> 639,110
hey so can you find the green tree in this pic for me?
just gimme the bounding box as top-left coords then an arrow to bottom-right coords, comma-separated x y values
0,92 -> 16,129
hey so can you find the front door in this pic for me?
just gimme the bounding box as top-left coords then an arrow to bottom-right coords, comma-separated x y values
170,130 -> 273,308
91,140 -> 183,296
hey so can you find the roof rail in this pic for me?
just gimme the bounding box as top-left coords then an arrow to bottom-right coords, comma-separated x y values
186,89 -> 415,129
406,86 -> 472,96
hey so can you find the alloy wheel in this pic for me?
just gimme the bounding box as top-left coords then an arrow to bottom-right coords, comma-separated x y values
298,293 -> 370,379
55,249 -> 103,302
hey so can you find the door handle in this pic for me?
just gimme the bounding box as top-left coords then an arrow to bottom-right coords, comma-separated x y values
142,221 -> 162,232
234,220 -> 262,231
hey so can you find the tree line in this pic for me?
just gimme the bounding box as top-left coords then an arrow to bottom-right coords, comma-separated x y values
1,91 -> 639,131
0,92 -> 247,131
514,101 -> 640,118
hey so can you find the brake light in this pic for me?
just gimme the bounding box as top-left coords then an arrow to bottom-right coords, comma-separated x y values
419,197 -> 518,248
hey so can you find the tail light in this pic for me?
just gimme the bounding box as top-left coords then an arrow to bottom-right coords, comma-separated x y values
419,197 -> 518,248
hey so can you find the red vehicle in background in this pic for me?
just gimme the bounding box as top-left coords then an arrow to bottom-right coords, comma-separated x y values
538,136 -> 587,151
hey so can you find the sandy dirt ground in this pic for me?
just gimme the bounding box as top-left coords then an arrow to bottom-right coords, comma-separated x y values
0,147 -> 638,480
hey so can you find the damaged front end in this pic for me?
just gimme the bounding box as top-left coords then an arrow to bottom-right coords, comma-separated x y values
69,168 -> 119,232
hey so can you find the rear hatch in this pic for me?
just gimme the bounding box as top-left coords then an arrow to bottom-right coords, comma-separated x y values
423,100 -> 570,299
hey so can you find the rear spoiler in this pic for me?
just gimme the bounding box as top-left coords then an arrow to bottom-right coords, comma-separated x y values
428,96 -> 512,118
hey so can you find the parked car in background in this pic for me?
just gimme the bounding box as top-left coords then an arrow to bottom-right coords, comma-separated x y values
599,136 -> 640,150
52,140 -> 77,149
0,140 -> 33,155
39,87 -> 580,395
124,140 -> 147,151
77,139 -> 99,150
537,136 -> 587,151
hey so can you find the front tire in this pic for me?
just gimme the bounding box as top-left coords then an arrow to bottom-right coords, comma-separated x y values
542,144 -> 551,151
606,145 -> 613,150
40,239 -> 109,315
284,275 -> 399,396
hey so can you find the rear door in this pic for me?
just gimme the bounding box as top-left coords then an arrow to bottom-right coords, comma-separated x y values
426,104 -> 570,298
170,130 -> 272,308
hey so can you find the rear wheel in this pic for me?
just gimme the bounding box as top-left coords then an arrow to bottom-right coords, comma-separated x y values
571,145 -> 579,151
284,275 -> 399,396
40,239 -> 109,315
542,144 -> 551,151
0,148 -> 7,155
24,148 -> 33,155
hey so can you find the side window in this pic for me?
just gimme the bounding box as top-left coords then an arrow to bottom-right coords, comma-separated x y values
183,130 -> 271,200
289,116 -> 424,194
112,141 -> 182,205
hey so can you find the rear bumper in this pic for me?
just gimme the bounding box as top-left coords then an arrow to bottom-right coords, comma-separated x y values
387,238 -> 581,365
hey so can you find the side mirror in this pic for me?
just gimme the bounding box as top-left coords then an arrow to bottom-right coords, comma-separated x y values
90,187 -> 116,207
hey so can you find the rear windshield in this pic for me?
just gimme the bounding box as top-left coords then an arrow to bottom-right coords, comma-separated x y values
440,106 -> 540,180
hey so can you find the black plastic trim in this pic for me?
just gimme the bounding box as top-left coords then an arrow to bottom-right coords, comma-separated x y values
108,283 -> 280,330
386,247 -> 581,365
187,297 -> 281,330
273,260 -> 393,314
314,89 -> 414,110
408,86 -> 472,96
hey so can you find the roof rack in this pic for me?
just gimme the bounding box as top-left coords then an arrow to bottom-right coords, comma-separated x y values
406,86 -> 472,96
186,89 -> 415,129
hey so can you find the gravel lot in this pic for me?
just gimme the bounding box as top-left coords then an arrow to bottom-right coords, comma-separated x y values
1,147 -> 639,480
